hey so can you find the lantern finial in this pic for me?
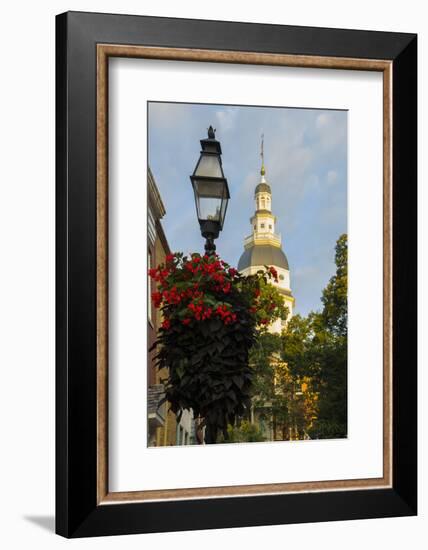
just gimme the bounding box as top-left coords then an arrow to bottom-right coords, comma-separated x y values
208,126 -> 216,139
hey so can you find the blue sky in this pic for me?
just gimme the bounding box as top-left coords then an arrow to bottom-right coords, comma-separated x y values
148,102 -> 347,316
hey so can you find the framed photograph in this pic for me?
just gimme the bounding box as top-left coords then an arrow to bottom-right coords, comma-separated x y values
56,11 -> 417,537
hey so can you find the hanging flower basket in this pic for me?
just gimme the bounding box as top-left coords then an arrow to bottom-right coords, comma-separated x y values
149,252 -> 283,443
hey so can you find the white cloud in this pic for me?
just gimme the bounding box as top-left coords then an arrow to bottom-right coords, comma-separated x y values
327,169 -> 338,185
315,112 -> 347,153
215,107 -> 238,133
236,170 -> 258,202
316,113 -> 330,129
148,102 -> 190,130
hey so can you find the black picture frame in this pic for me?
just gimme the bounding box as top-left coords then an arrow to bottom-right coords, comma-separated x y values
56,11 -> 417,538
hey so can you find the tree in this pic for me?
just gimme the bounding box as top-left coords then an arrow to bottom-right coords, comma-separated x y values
259,234 -> 348,441
281,314 -> 316,380
309,234 -> 348,438
250,326 -> 318,441
255,277 -> 289,329
219,421 -> 266,443
321,233 -> 348,337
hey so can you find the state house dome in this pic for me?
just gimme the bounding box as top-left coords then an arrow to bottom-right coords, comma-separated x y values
238,244 -> 289,271
255,182 -> 271,194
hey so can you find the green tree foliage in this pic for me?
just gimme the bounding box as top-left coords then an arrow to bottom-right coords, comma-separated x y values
251,329 -> 318,440
248,281 -> 296,439
255,278 -> 289,328
218,421 -> 266,443
283,234 -> 348,439
281,314 -> 315,380
310,234 -> 348,438
250,234 -> 348,441
321,233 -> 348,338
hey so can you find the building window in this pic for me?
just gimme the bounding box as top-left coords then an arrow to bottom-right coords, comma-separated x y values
279,274 -> 284,280
261,199 -> 266,209
254,225 -> 256,230
260,223 -> 265,229
148,207 -> 156,246
269,224 -> 272,230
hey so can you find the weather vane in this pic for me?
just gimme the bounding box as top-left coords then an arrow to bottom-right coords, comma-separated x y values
261,133 -> 264,162
260,133 -> 265,175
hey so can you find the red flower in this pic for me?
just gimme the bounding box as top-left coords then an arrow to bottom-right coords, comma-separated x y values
151,291 -> 162,308
213,273 -> 224,283
161,318 -> 171,329
269,266 -> 279,281
149,254 -> 246,327
214,303 -> 237,325
185,262 -> 197,273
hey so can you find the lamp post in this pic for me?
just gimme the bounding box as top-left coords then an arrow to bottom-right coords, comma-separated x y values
190,126 -> 230,256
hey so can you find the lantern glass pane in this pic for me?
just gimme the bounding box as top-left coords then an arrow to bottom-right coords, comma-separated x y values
193,179 -> 224,199
194,153 -> 223,178
197,196 -> 222,222
220,194 -> 229,227
193,179 -> 226,221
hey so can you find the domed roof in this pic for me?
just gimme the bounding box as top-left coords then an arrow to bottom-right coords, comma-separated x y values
255,182 -> 271,194
238,244 -> 289,271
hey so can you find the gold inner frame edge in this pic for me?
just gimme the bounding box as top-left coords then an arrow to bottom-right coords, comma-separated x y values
96,44 -> 393,504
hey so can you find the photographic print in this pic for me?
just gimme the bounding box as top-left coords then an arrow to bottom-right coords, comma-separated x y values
147,101 -> 348,447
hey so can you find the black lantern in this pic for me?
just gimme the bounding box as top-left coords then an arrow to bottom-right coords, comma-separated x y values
190,126 -> 230,255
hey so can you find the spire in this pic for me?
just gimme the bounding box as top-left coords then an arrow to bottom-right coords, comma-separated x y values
257,134 -> 269,190
260,133 -> 266,176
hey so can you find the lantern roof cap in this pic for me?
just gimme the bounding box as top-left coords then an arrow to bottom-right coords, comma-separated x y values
200,126 -> 222,154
